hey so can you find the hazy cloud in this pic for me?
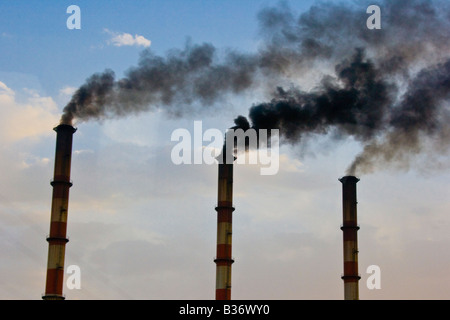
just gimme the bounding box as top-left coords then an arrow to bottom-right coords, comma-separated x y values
59,86 -> 78,96
1,32 -> 13,38
0,81 -> 59,143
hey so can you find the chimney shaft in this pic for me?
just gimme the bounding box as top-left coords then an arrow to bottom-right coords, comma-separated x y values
339,176 -> 360,300
43,124 -> 76,300
214,153 -> 235,300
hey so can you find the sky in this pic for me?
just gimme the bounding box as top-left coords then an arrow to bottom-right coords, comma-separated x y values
0,0 -> 450,300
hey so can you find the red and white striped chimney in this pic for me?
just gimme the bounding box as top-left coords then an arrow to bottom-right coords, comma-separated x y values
43,124 -> 76,300
214,147 -> 235,300
339,176 -> 360,300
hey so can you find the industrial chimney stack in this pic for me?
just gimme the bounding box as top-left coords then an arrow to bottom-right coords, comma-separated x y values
214,146 -> 235,300
43,124 -> 76,300
339,176 -> 360,300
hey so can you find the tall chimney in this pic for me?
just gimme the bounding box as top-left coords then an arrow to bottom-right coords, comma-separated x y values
214,146 -> 235,300
339,175 -> 360,300
43,124 -> 76,300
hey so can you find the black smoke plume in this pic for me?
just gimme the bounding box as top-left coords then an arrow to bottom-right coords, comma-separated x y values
61,43 -> 259,124
233,0 -> 450,175
62,0 -> 450,175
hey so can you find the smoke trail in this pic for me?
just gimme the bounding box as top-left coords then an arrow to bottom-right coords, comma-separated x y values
232,49 -> 393,151
347,58 -> 450,174
235,50 -> 450,175
63,0 -> 450,174
232,0 -> 450,175
62,43 -> 260,124
65,0 -> 449,124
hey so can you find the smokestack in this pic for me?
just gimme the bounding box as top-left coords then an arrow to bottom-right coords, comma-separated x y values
339,176 -> 360,300
214,146 -> 235,300
43,124 -> 76,300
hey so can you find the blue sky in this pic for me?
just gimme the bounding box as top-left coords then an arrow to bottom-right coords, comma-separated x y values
1,0 -> 450,300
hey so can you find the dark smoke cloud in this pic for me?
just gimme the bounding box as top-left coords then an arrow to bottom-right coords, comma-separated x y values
348,58 -> 450,174
241,49 -> 393,142
237,50 -> 450,175
233,0 -> 450,175
62,43 -> 259,124
63,0 -> 450,175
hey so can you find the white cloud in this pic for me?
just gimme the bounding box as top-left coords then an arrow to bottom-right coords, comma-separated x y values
74,149 -> 94,155
59,86 -> 77,96
18,154 -> 50,170
0,81 -> 59,143
104,28 -> 151,48
0,81 -> 14,95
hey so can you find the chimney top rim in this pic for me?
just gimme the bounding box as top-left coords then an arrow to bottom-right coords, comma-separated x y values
339,175 -> 360,183
53,123 -> 77,133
